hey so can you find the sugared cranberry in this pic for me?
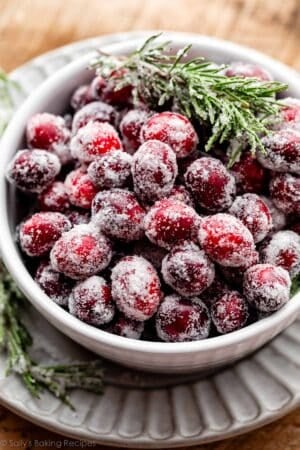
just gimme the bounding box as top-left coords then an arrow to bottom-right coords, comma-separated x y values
243,263 -> 291,312
269,173 -> 300,215
275,98 -> 300,131
260,230 -> 300,278
92,189 -> 145,241
50,224 -> 112,279
35,260 -> 73,307
258,128 -> 300,175
141,112 -> 198,158
155,294 -> 211,342
162,241 -> 215,297
6,149 -> 61,193
198,213 -> 256,267
111,256 -> 162,321
132,240 -> 167,270
261,196 -> 287,231
90,70 -> 132,106
184,157 -> 236,212
120,109 -> 151,153
229,193 -> 273,243
70,85 -> 92,111
65,168 -> 98,209
110,314 -> 144,339
88,150 -> 132,189
26,113 -> 70,155
70,121 -> 122,163
230,152 -> 268,194
20,212 -> 71,257
38,181 -> 70,212
89,76 -> 107,100
223,62 -> 272,81
211,291 -> 249,334
66,209 -> 90,226
69,275 -> 115,326
144,198 -> 200,249
72,101 -> 117,134
132,140 -> 178,203
167,185 -> 195,207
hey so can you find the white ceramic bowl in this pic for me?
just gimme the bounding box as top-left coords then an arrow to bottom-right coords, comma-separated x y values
0,33 -> 299,374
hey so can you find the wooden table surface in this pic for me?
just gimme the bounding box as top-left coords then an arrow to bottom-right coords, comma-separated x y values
0,0 -> 300,448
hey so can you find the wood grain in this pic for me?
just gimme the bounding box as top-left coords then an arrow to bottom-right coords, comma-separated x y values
0,0 -> 299,448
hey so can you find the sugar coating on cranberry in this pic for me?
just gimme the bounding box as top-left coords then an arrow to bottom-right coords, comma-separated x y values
26,113 -> 70,154
92,189 -> 145,241
20,212 -> 71,257
65,168 -> 98,209
70,85 -> 92,111
141,112 -> 198,159
211,291 -> 249,334
72,101 -> 117,134
155,294 -> 211,342
198,213 -> 256,267
6,149 -> 61,193
184,157 -> 236,212
230,152 -> 268,194
229,193 -> 273,243
167,185 -> 195,207
90,71 -> 132,106
38,181 -> 70,212
50,224 -> 112,279
278,97 -> 300,131
66,209 -> 90,226
269,173 -> 300,215
260,230 -> 300,278
144,198 -> 200,249
162,241 -> 215,297
111,256 -> 162,321
35,260 -> 73,307
70,121 -> 122,163
243,263 -> 291,312
120,109 -> 151,153
132,140 -> 178,203
223,62 -> 272,81
261,196 -> 287,231
110,314 -> 144,339
87,150 -> 132,189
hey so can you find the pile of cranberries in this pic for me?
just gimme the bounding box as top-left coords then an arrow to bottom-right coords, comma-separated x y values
6,61 -> 300,343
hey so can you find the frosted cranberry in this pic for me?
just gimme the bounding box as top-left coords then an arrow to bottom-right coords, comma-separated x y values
132,240 -> 167,270
35,260 -> 73,307
6,149 -> 61,193
20,212 -> 71,257
69,276 -> 114,326
211,291 -> 249,334
90,70 -> 132,106
200,276 -> 230,305
167,185 -> 195,207
92,189 -> 145,241
38,181 -> 70,212
66,209 -> 90,226
223,62 -> 272,81
111,256 -> 162,321
65,168 -> 98,209
144,198 -> 200,249
132,140 -> 178,203
110,314 -> 144,339
70,85 -> 92,111
89,76 -> 107,100
243,263 -> 291,312
26,113 -> 70,154
291,222 -> 300,234
260,230 -> 300,278
258,128 -> 300,175
50,224 -> 112,279
120,109 -> 151,153
229,194 -> 273,243
274,98 -> 300,131
141,112 -> 198,158
198,213 -> 256,267
184,157 -> 236,212
162,241 -> 215,297
87,150 -> 132,189
261,196 -> 287,231
269,173 -> 300,215
72,101 -> 117,134
230,152 -> 268,194
155,294 -> 211,342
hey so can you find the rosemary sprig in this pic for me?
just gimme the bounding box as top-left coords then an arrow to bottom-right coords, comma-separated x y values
92,34 -> 287,164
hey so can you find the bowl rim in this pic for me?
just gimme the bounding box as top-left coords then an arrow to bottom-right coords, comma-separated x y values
0,31 -> 300,356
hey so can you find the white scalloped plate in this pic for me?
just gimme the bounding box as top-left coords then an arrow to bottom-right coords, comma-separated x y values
1,32 -> 300,448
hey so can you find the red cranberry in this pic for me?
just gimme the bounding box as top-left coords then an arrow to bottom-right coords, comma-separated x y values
155,294 -> 211,342
132,240 -> 167,270
141,112 -> 198,159
110,314 -> 144,339
230,152 -> 268,194
72,101 -> 117,134
35,260 -> 73,307
69,275 -> 115,326
229,193 -> 273,243
87,150 -> 132,189
167,185 -> 195,207
276,98 -> 300,131
91,189 -> 145,241
243,263 -> 291,312
132,140 -> 178,203
111,256 -> 162,321
120,109 -> 151,153
65,168 -> 99,209
26,113 -> 70,154
211,291 -> 249,334
6,149 -> 61,193
261,196 -> 287,231
223,62 -> 272,81
269,173 -> 300,215
260,230 -> 300,278
70,121 -> 122,163
89,76 -> 107,100
184,157 -> 236,212
162,241 -> 215,297
38,181 -> 70,212
66,209 -> 90,226
90,70 -> 132,106
70,85 -> 93,111
20,212 -> 71,257
50,224 -> 112,279
144,198 -> 200,249
198,213 -> 256,267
